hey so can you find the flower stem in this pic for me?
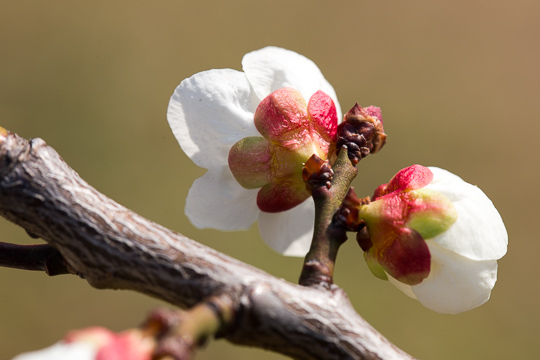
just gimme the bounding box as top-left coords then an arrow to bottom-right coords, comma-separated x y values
147,295 -> 235,360
299,147 -> 358,288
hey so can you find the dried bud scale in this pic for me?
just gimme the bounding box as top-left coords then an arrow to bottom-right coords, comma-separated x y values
302,154 -> 334,191
335,104 -> 387,165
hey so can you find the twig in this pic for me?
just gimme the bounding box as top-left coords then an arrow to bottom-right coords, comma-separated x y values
298,148 -> 357,287
0,242 -> 70,275
0,128 -> 414,360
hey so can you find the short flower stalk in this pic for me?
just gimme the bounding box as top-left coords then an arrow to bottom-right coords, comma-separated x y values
298,148 -> 358,287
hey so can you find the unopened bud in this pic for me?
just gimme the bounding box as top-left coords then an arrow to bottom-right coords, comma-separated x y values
335,104 -> 387,165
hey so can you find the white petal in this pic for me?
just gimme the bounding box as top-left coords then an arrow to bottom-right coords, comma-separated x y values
185,166 -> 260,230
426,167 -> 508,261
411,241 -> 497,314
167,69 -> 260,170
257,199 -> 315,256
242,47 -> 342,120
387,276 -> 418,300
12,342 -> 97,360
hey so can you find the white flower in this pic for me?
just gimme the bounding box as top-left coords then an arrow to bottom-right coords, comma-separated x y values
358,165 -> 508,314
12,327 -> 154,360
167,47 -> 341,256
12,342 -> 97,360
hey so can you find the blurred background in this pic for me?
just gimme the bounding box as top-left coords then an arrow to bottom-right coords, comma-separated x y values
0,1 -> 538,359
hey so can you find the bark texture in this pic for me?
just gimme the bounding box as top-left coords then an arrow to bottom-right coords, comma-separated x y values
0,130 -> 415,360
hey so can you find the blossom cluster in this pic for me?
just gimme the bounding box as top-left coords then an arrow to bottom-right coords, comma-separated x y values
13,327 -> 153,360
11,46 -> 509,360
167,47 -> 507,314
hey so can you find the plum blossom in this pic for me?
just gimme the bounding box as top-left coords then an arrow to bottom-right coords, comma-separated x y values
12,327 -> 154,360
357,165 -> 508,314
229,87 -> 338,213
167,47 -> 341,256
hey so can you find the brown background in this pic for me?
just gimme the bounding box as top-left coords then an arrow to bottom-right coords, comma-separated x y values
0,1 -> 538,359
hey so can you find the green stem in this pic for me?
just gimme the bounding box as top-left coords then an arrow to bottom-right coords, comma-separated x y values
299,147 -> 358,288
175,295 -> 234,344
150,295 -> 235,360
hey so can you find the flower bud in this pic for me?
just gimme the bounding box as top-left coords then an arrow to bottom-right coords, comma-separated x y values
335,104 -> 386,165
356,165 -> 507,313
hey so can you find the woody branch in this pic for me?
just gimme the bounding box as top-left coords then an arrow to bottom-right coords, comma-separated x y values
0,128 -> 413,360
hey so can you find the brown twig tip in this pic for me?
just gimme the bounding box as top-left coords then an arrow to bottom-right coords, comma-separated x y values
335,103 -> 387,165
302,154 -> 334,191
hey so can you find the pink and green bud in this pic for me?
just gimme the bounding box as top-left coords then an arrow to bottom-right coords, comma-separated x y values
372,164 -> 433,198
229,87 -> 338,213
67,327 -> 154,360
358,165 -> 458,285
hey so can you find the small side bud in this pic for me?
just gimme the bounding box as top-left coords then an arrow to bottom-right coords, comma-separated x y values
356,226 -> 373,252
333,187 -> 367,232
336,104 -> 387,165
302,154 -> 334,191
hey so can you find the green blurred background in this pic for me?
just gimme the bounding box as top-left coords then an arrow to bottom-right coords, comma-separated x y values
0,1 -> 537,359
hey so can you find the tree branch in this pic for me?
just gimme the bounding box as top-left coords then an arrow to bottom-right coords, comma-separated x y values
0,129 -> 415,360
0,242 -> 69,275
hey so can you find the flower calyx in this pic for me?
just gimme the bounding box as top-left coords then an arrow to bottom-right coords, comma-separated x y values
357,165 -> 459,286
335,104 -> 386,165
229,87 -> 339,213
355,164 -> 508,314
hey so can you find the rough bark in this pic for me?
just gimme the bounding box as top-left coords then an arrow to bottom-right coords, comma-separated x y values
0,130 -> 415,360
